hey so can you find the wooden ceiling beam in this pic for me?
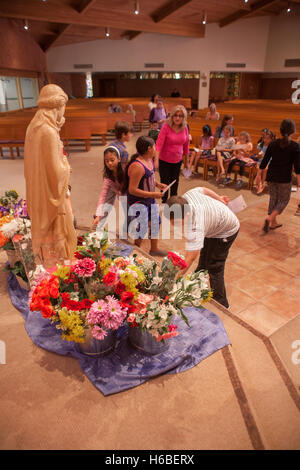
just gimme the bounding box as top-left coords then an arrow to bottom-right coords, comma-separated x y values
151,0 -> 193,23
219,0 -> 281,27
43,0 -> 98,51
122,31 -> 142,41
0,0 -> 205,38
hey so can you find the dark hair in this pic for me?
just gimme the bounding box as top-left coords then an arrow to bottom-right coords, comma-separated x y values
103,147 -> 124,185
151,94 -> 156,103
122,136 -> 155,193
202,124 -> 212,136
279,119 -> 295,148
221,114 -> 233,131
164,196 -> 188,220
114,121 -> 133,140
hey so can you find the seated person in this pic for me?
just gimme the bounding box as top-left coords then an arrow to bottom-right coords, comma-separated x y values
205,103 -> 220,121
148,121 -> 160,143
149,99 -> 167,129
215,125 -> 235,182
126,104 -> 136,122
192,125 -> 214,175
214,115 -> 234,142
223,132 -> 253,189
108,103 -> 122,113
254,130 -> 275,194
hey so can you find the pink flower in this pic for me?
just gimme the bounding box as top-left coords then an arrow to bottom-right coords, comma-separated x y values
168,324 -> 178,332
72,258 -> 96,278
127,313 -> 137,323
92,325 -> 107,340
135,293 -> 153,312
87,296 -> 127,331
156,331 -> 179,342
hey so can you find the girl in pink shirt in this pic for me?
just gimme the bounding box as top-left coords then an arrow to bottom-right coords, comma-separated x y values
91,147 -> 124,231
156,105 -> 189,203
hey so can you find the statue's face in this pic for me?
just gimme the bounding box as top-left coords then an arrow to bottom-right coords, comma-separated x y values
57,104 -> 66,121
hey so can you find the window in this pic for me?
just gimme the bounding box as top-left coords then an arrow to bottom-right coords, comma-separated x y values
210,72 -> 226,79
85,72 -> 93,98
0,76 -> 19,112
0,76 -> 39,112
183,73 -> 200,79
162,73 -> 173,79
20,77 -> 39,108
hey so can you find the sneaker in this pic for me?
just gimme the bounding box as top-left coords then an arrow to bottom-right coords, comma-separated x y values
236,179 -> 243,189
223,177 -> 232,185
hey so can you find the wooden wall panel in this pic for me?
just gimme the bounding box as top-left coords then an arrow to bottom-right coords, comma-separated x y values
239,73 -> 262,100
260,78 -> 296,100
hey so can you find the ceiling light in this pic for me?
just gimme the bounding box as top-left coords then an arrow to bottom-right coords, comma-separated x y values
105,27 -> 110,38
202,10 -> 207,25
24,19 -> 29,30
134,1 -> 139,15
244,0 -> 248,3
287,3 -> 291,13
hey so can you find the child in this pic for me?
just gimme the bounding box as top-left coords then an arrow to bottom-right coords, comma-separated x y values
224,132 -> 253,189
192,124 -> 214,175
110,121 -> 134,170
91,147 -> 124,231
215,125 -> 235,182
253,130 -> 275,194
126,104 -> 136,122
124,136 -> 167,256
148,121 -> 160,143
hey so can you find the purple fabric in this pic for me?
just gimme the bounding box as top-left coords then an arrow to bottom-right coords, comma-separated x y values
7,249 -> 230,396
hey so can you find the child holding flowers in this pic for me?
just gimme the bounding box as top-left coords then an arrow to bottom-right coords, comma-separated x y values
91,146 -> 125,232
123,136 -> 168,256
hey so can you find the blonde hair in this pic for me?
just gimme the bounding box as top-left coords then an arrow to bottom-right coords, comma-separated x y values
239,131 -> 251,143
167,105 -> 187,131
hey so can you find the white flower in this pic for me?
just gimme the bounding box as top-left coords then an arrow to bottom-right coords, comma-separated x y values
0,219 -> 18,238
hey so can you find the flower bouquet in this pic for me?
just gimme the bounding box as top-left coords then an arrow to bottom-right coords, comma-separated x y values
29,231 -> 212,356
0,190 -> 32,286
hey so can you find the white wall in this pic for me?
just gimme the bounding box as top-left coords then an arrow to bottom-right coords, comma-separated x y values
265,12 -> 300,72
47,16 -> 270,74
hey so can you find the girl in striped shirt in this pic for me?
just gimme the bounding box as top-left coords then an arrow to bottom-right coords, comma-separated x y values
91,147 -> 124,230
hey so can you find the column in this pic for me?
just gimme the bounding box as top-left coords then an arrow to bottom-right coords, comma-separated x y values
198,71 -> 210,109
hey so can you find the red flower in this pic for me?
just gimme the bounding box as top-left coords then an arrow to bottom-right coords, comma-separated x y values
77,236 -> 84,246
121,291 -> 134,304
65,300 -> 82,311
80,299 -> 93,310
41,304 -> 54,318
49,285 -> 59,299
114,282 -> 126,295
74,251 -> 84,260
103,271 -> 116,286
168,252 -> 188,270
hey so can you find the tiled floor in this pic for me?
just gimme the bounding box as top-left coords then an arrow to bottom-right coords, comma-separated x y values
152,177 -> 300,338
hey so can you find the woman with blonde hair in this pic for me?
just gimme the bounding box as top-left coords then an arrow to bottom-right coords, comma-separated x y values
205,102 -> 220,121
155,105 -> 189,203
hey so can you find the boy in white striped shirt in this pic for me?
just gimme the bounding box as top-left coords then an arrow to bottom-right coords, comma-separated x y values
164,187 -> 240,308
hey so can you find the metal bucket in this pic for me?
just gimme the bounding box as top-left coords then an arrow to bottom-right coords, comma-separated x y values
128,327 -> 168,355
75,327 -> 117,357
6,249 -> 19,268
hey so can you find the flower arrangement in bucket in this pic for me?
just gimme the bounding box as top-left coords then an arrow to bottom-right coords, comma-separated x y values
0,190 -> 31,286
29,231 -> 212,355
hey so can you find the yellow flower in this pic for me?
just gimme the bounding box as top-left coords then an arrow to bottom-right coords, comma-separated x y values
202,290 -> 213,303
99,257 -> 112,275
130,265 -> 145,283
58,307 -> 85,343
53,264 -> 70,280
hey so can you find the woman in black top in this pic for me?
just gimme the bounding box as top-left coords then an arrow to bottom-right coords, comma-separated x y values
259,119 -> 300,232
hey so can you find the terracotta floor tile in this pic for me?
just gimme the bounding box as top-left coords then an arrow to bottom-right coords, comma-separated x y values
237,303 -> 287,336
234,252 -> 270,271
261,290 -> 300,319
275,257 -> 300,276
232,273 -> 277,299
253,266 -> 294,288
277,277 -> 300,299
224,262 -> 250,282
226,286 -> 257,314
227,246 -> 248,262
250,246 -> 286,263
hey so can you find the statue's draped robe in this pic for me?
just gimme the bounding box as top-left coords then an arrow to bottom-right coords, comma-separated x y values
24,109 -> 77,267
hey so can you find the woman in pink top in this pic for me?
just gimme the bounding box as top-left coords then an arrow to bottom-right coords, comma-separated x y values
156,105 -> 189,203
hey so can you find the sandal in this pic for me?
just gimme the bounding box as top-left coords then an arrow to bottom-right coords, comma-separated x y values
269,224 -> 282,230
263,219 -> 270,233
